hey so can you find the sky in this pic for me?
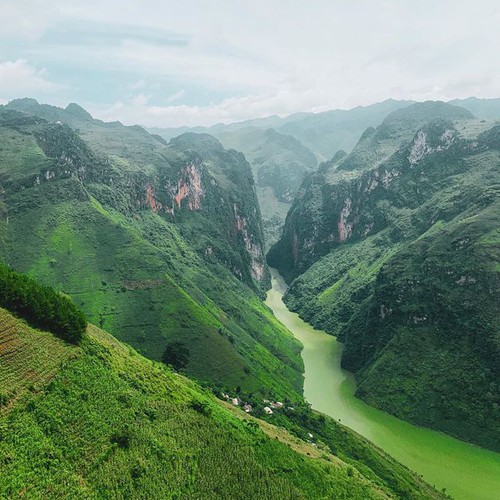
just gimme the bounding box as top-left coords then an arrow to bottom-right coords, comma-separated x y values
0,0 -> 499,127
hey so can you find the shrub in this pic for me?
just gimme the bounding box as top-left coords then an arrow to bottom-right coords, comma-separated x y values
0,392 -> 9,407
189,398 -> 212,416
111,425 -> 132,448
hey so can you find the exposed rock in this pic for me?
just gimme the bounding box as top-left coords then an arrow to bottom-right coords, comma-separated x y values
174,163 -> 204,210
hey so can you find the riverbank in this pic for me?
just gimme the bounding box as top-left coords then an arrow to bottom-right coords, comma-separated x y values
266,269 -> 500,500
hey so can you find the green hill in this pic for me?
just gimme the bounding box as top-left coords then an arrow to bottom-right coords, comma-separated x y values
269,102 -> 500,449
0,103 -> 302,401
0,300 -> 444,499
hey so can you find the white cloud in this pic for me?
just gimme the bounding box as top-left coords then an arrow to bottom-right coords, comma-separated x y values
129,79 -> 146,90
0,1 -> 61,41
0,60 -> 66,99
130,93 -> 150,107
2,1 -> 500,126
167,89 -> 186,103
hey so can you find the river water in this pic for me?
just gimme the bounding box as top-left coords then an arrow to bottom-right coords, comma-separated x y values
266,269 -> 500,500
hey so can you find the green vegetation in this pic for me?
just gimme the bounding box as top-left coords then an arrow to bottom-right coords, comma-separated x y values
0,261 -> 85,343
271,102 -> 500,449
0,305 -> 444,499
0,103 -> 305,401
162,341 -> 190,371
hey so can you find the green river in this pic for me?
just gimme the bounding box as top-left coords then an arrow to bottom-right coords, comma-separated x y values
266,269 -> 500,500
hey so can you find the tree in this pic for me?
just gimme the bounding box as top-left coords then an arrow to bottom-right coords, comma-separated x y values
0,262 -> 86,343
162,342 -> 190,371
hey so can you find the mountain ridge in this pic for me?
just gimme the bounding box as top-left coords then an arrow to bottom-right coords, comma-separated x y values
0,103 -> 303,401
268,101 -> 500,450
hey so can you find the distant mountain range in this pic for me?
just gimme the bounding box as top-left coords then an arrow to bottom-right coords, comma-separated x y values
151,97 -> 500,162
152,97 -> 500,250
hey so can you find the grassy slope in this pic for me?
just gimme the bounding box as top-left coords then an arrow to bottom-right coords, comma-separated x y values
0,112 -> 303,401
0,307 -> 443,499
1,186 -> 302,400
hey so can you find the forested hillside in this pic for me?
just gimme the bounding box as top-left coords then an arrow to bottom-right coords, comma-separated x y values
0,102 -> 302,400
269,102 -> 500,450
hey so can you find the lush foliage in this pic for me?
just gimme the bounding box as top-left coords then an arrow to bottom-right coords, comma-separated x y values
162,341 -> 190,371
0,307 -> 445,499
0,103 -> 302,400
0,262 -> 85,343
271,103 -> 500,449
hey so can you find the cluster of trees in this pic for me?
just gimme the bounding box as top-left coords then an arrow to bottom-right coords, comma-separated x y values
0,262 -> 86,343
162,341 -> 190,371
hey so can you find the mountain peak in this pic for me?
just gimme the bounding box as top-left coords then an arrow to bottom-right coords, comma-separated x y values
170,132 -> 224,151
330,149 -> 348,163
7,97 -> 41,111
65,103 -> 94,120
383,101 -> 473,128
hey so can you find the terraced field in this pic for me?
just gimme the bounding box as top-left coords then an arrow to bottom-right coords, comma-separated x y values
0,306 -> 443,499
0,308 -> 74,407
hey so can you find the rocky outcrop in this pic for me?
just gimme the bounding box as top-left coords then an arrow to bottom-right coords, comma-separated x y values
233,203 -> 265,281
174,163 -> 204,210
268,103 -> 474,282
142,163 -> 205,214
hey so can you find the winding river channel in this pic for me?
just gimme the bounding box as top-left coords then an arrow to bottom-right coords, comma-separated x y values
266,269 -> 500,500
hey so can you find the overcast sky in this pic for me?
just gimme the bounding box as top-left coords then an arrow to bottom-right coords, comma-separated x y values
0,0 -> 499,127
